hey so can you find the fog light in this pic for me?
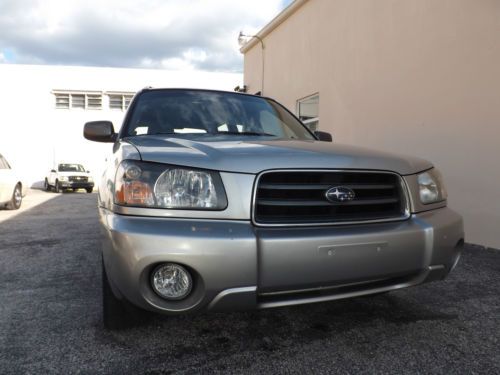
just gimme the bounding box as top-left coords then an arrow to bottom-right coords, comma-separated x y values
151,263 -> 192,300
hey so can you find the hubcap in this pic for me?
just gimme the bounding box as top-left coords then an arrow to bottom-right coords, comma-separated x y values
14,188 -> 21,206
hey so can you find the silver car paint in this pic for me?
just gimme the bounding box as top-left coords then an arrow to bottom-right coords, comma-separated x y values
99,143 -> 444,221
126,136 -> 433,175
101,205 -> 463,314
98,142 -> 141,209
97,139 -> 464,315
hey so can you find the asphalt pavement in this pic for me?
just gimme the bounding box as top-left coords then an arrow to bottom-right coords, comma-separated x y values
0,192 -> 499,374
0,188 -> 58,224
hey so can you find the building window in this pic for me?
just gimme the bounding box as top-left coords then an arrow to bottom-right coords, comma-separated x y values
87,94 -> 102,109
124,95 -> 133,108
108,93 -> 134,111
55,93 -> 70,109
109,95 -> 123,110
297,93 -> 319,131
53,91 -> 103,110
72,94 -> 85,109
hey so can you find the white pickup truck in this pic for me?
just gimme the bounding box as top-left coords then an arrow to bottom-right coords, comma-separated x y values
44,163 -> 94,193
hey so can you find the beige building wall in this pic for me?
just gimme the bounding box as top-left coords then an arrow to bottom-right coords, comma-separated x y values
243,0 -> 500,248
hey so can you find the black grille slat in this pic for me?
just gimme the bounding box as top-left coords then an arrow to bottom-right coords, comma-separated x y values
257,198 -> 399,207
68,176 -> 88,182
259,183 -> 395,190
254,171 -> 407,225
259,183 -> 332,190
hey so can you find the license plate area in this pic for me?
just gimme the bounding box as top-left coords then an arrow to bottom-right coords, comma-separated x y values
256,223 -> 426,292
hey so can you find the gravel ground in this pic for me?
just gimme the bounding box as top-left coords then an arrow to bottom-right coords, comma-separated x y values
0,193 -> 499,374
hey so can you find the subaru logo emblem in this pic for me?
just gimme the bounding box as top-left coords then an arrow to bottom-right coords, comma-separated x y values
325,186 -> 356,203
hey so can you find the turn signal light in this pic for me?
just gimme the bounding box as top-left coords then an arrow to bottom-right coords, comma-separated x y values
115,180 -> 154,206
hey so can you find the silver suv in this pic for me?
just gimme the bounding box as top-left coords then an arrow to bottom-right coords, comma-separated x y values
84,88 -> 464,329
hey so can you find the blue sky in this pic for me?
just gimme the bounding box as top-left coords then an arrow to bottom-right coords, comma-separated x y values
0,0 -> 293,71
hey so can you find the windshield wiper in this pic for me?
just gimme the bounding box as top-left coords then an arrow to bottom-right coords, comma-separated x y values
127,131 -> 277,137
127,132 -> 210,137
217,131 -> 276,136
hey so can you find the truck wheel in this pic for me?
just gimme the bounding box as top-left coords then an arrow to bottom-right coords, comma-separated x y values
86,188 -> 93,193
6,184 -> 22,210
102,257 -> 133,330
55,181 -> 61,193
44,179 -> 51,192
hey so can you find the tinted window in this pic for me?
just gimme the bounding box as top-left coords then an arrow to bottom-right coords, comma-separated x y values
58,164 -> 85,172
124,90 -> 314,140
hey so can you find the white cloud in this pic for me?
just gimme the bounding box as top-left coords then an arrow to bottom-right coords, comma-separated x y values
0,0 -> 285,71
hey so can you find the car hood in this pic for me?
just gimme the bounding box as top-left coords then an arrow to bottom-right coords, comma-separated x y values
126,136 -> 432,175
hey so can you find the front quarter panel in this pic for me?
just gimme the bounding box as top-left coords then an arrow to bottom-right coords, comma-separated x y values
98,141 -> 141,210
0,169 -> 17,203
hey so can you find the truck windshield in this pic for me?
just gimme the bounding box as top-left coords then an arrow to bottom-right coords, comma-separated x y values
123,90 -> 315,140
58,164 -> 85,172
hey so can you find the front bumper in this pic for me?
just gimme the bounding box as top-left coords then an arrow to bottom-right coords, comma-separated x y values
100,207 -> 464,314
59,181 -> 94,189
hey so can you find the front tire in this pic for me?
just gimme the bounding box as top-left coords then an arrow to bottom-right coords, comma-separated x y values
6,184 -> 22,210
44,179 -> 51,191
55,181 -> 61,193
102,257 -> 132,330
86,188 -> 93,193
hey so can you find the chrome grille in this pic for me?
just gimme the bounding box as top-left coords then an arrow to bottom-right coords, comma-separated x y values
253,170 -> 409,226
68,176 -> 88,182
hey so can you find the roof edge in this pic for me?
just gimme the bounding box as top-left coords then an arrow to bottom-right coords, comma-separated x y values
240,0 -> 309,53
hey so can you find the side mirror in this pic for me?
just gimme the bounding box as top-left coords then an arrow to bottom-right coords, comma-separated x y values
51,169 -> 56,173
86,170 -> 90,173
314,130 -> 333,142
84,121 -> 117,143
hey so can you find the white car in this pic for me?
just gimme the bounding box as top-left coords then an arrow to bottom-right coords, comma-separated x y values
44,163 -> 95,193
0,153 -> 26,210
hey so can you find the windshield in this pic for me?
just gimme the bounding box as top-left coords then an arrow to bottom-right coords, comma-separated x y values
58,164 -> 85,172
123,90 -> 315,140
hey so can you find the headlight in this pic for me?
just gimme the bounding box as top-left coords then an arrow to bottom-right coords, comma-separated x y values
417,168 -> 448,204
155,169 -> 219,208
59,176 -> 68,181
114,160 -> 227,210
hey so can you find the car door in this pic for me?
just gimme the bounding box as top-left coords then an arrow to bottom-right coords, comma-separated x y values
0,155 -> 14,202
48,168 -> 57,185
